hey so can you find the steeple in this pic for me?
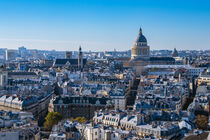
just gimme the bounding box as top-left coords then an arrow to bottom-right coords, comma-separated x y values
79,45 -> 82,51
78,46 -> 83,70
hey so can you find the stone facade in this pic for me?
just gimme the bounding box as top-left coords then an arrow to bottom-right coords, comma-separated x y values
49,96 -> 111,120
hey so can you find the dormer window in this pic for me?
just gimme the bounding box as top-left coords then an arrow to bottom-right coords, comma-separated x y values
65,61 -> 71,65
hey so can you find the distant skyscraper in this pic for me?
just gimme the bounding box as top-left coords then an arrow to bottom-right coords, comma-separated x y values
0,48 -> 6,60
6,49 -> 16,61
65,51 -> 72,59
18,46 -> 27,57
131,28 -> 150,59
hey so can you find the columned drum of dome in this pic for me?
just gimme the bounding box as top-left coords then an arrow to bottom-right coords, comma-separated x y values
131,28 -> 150,59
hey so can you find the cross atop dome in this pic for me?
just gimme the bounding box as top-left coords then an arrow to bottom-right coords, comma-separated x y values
139,27 -> 142,35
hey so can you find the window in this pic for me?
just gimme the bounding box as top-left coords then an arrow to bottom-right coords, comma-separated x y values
95,132 -> 97,135
3,75 -> 6,84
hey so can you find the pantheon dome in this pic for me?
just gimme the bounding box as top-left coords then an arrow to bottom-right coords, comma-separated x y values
131,28 -> 150,59
135,28 -> 147,43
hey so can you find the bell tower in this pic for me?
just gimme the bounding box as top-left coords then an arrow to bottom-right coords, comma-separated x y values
78,46 -> 83,69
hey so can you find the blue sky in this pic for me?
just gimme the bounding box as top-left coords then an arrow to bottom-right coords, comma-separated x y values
0,0 -> 209,51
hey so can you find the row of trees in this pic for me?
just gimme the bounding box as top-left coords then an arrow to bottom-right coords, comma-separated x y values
43,112 -> 87,131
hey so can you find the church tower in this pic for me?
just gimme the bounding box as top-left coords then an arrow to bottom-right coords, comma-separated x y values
131,28 -> 150,59
172,48 -> 178,57
78,46 -> 83,69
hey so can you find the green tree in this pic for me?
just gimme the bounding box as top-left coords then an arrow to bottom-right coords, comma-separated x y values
196,115 -> 208,130
44,112 -> 62,131
73,117 -> 86,124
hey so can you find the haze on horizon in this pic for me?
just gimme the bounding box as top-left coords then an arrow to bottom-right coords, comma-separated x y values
0,0 -> 209,51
